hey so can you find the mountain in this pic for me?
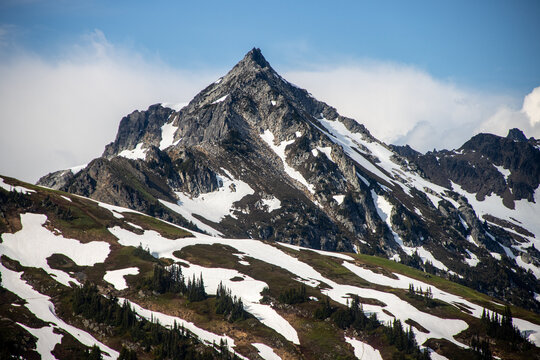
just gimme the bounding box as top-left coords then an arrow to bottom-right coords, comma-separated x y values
1,175 -> 540,360
37,48 -> 540,312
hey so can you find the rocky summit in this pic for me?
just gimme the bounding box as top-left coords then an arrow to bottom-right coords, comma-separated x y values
38,48 -> 540,311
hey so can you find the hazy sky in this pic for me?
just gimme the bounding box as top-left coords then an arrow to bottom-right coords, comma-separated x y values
1,0 -> 539,182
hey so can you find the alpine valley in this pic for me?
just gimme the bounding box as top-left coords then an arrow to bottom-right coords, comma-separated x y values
1,49 -> 540,360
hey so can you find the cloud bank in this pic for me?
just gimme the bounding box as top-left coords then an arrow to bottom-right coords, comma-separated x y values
285,65 -> 540,151
1,30 -> 539,183
0,30 -> 221,182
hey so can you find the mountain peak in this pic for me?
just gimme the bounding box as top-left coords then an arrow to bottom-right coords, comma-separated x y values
507,128 -> 527,142
240,47 -> 271,69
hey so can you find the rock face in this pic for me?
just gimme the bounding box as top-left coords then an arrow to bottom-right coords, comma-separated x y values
392,128 -> 540,205
37,48 -> 540,309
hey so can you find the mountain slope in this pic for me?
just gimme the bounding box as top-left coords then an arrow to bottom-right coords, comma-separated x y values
37,48 -> 540,311
2,175 -> 540,360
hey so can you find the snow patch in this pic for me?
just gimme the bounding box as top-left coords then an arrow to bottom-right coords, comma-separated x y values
452,182 -> 540,247
98,201 -> 126,219
0,213 -> 110,286
170,170 -> 254,225
464,250 -> 480,267
345,337 -> 382,360
180,263 -> 300,345
127,222 -> 143,230
0,177 -> 35,194
160,120 -> 181,150
371,190 -> 448,271
160,199 -> 223,237
104,267 -> 139,290
0,264 -> 118,359
107,225 -> 540,347
261,196 -> 281,212
333,194 -> 345,205
316,146 -> 333,161
494,164 -> 511,181
118,142 -> 147,160
252,343 -> 282,360
260,130 -> 315,194
212,94 -> 229,104
278,242 -> 354,260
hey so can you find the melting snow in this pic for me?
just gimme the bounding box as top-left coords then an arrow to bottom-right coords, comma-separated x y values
333,194 -> 345,205
119,298 -> 246,358
160,199 -> 223,237
494,164 -> 511,181
0,213 -> 110,286
345,337 -> 382,360
106,220 -> 540,347
212,94 -> 229,104
104,267 -> 139,290
371,190 -> 448,272
160,119 -> 181,150
181,263 -> 299,344
342,261 -> 540,345
98,201 -> 127,219
0,177 -> 35,194
118,142 -> 147,160
0,264 -> 118,359
278,242 -> 354,260
261,196 -> 281,212
452,182 -> 540,242
316,146 -> 333,161
260,130 -> 315,194
163,169 -> 254,232
464,250 -> 479,267
127,222 -> 143,230
252,343 -> 282,360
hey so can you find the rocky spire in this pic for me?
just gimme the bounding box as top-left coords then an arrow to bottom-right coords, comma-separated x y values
507,128 -> 527,142
238,47 -> 271,69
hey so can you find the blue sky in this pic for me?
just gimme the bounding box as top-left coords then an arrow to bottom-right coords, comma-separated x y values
2,0 -> 539,92
1,1 -> 540,182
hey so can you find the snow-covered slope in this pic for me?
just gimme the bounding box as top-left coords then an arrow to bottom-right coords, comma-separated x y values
1,175 -> 539,359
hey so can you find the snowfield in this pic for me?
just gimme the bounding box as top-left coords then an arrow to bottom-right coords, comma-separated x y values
1,213 -> 110,286
108,226 -> 468,348
160,168 -> 254,237
2,192 -> 539,358
108,222 -> 540,347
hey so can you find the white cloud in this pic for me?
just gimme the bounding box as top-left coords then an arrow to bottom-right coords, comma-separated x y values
0,30 -> 221,183
523,86 -> 540,127
284,64 -> 540,151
